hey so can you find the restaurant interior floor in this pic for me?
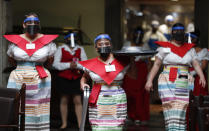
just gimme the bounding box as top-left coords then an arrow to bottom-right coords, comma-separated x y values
51,104 -> 165,131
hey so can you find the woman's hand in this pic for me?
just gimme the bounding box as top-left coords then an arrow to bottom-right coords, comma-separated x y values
70,61 -> 77,69
145,80 -> 153,92
44,56 -> 54,69
192,59 -> 206,88
188,74 -> 194,83
80,83 -> 90,91
199,76 -> 206,88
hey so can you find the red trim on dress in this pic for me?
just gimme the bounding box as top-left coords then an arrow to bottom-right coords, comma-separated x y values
79,57 -> 127,105
155,41 -> 195,57
3,34 -> 58,56
4,34 -> 58,79
79,57 -> 127,85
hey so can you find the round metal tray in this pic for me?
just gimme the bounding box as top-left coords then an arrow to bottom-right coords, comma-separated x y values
112,46 -> 158,56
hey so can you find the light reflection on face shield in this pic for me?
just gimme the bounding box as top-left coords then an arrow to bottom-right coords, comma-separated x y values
24,17 -> 40,36
96,39 -> 112,59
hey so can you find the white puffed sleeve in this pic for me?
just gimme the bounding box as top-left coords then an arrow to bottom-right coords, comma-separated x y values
155,47 -> 171,60
48,42 -> 57,57
198,48 -> 209,61
207,50 -> 209,60
80,46 -> 88,61
52,46 -> 70,70
189,48 -> 198,61
7,43 -> 15,57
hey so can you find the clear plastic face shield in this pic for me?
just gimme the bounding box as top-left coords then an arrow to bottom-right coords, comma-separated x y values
64,33 -> 76,48
94,34 -> 111,48
94,34 -> 112,58
171,26 -> 185,42
185,33 -> 198,44
96,39 -> 111,48
24,17 -> 40,36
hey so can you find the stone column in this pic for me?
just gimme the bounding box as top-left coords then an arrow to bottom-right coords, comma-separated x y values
0,0 -> 12,88
105,0 -> 125,50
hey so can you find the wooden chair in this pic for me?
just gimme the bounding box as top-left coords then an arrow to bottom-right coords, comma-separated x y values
0,84 -> 25,131
189,91 -> 209,131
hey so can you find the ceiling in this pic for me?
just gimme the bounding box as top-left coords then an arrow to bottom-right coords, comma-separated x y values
127,0 -> 194,5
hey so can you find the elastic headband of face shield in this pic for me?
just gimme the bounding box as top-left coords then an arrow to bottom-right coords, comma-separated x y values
185,33 -> 197,39
94,34 -> 111,44
64,33 -> 77,39
24,17 -> 40,23
172,26 -> 185,31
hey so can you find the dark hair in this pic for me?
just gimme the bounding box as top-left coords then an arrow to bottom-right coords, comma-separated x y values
25,12 -> 39,19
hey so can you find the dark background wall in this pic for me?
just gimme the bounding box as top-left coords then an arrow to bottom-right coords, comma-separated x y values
195,0 -> 209,48
105,0 -> 125,50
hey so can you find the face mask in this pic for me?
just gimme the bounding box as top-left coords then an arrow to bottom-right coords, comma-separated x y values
97,46 -> 112,59
172,32 -> 185,42
25,25 -> 40,36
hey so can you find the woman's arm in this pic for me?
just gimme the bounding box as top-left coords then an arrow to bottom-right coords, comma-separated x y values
145,57 -> 162,92
201,60 -> 208,70
192,59 -> 206,87
52,46 -> 71,70
80,72 -> 91,91
44,56 -> 54,69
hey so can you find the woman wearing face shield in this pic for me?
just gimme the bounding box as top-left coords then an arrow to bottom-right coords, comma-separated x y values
78,34 -> 136,130
4,13 -> 58,131
186,32 -> 209,96
52,32 -> 87,129
145,23 -> 206,131
185,31 -> 208,131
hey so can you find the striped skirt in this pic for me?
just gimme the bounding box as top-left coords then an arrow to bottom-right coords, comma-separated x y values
158,65 -> 194,131
89,82 -> 127,131
7,62 -> 51,131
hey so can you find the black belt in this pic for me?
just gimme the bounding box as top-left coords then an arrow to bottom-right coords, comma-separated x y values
178,75 -> 188,79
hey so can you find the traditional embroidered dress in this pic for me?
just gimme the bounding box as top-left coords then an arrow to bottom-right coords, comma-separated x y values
53,44 -> 87,94
4,34 -> 58,131
79,58 -> 128,131
122,58 -> 150,121
155,41 -> 197,131
191,48 -> 209,96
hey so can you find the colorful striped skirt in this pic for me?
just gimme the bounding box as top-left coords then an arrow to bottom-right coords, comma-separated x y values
7,62 -> 51,131
89,81 -> 127,131
158,65 -> 194,131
